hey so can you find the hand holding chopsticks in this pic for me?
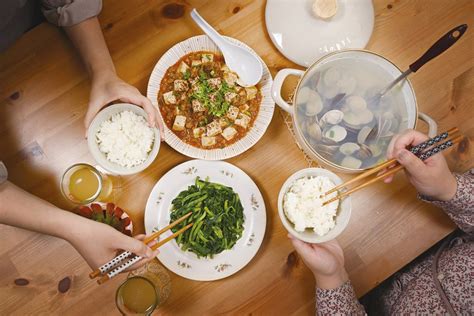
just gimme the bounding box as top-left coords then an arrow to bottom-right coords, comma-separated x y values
322,128 -> 462,206
90,211 -> 193,284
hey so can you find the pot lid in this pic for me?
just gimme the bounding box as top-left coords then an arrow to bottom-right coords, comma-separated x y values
265,0 -> 374,67
292,51 -> 416,171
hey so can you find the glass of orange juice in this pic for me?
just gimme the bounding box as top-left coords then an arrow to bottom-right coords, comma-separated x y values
115,261 -> 171,315
61,163 -> 116,204
115,276 -> 158,315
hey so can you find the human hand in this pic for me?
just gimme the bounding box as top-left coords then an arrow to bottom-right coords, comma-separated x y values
289,235 -> 348,289
70,219 -> 159,271
385,129 -> 457,201
85,72 -> 164,140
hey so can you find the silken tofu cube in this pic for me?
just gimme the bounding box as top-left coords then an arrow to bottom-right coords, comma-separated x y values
224,92 -> 237,103
192,99 -> 206,112
190,78 -> 200,92
201,136 -> 216,147
207,78 -> 222,89
163,91 -> 177,104
172,115 -> 186,131
218,117 -> 229,128
239,103 -> 249,112
201,53 -> 214,63
245,86 -> 258,100
222,126 -> 237,141
234,113 -> 251,129
223,72 -> 238,87
226,106 -> 240,121
206,120 -> 222,137
191,59 -> 202,67
174,80 -> 189,92
193,127 -> 206,138
177,61 -> 190,74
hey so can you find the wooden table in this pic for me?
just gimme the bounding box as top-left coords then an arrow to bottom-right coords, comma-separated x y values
0,0 -> 472,314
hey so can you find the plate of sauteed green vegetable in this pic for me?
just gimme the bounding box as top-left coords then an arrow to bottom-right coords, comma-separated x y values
144,160 -> 266,281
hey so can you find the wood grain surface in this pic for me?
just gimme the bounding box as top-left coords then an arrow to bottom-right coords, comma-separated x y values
0,0 -> 473,315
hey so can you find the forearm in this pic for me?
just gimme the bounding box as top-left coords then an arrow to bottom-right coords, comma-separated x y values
64,17 -> 116,79
0,181 -> 85,242
314,268 -> 349,290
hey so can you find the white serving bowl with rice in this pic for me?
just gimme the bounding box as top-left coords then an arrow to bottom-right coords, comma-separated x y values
278,168 -> 351,243
87,103 -> 160,175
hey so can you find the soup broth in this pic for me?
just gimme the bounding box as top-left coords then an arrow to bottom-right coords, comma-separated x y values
295,58 -> 409,169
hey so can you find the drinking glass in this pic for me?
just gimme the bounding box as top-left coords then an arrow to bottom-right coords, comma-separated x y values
115,260 -> 171,315
60,163 -> 117,204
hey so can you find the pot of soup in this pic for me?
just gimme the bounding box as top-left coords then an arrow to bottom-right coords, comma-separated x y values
271,50 -> 437,173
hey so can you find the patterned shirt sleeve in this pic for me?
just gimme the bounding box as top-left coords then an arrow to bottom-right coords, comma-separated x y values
419,169 -> 473,234
41,0 -> 102,27
316,281 -> 366,315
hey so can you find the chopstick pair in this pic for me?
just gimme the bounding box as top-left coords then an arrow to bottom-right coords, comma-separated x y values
321,127 -> 462,206
90,212 -> 193,285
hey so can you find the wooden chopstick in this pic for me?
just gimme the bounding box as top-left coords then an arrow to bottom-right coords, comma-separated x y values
323,158 -> 397,196
144,211 -> 192,244
97,223 -> 193,285
323,128 -> 460,197
322,131 -> 462,206
150,223 -> 193,251
89,211 -> 192,279
322,164 -> 404,206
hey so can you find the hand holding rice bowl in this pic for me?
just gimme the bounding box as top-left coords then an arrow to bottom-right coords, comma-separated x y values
87,104 -> 161,175
278,168 -> 351,243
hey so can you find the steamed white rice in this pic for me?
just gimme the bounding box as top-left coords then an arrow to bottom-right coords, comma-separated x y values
96,110 -> 154,168
283,176 -> 339,236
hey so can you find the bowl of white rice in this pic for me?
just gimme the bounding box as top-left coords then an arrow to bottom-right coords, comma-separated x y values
278,168 -> 351,243
87,103 -> 160,175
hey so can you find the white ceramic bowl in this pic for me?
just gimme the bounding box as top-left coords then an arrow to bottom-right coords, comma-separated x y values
87,103 -> 160,175
147,35 -> 274,160
277,168 -> 351,243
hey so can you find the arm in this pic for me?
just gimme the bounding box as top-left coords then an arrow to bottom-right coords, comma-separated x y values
41,0 -> 164,136
0,181 -> 157,269
386,130 -> 473,234
289,236 -> 366,315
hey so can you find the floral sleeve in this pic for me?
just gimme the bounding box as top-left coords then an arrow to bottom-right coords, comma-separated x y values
419,169 -> 473,234
316,281 -> 365,315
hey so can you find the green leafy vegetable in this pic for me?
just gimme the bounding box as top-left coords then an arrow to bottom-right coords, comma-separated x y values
191,67 -> 236,117
170,177 -> 245,258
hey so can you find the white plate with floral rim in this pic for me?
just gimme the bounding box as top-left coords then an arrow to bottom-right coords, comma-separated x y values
144,160 -> 266,281
147,35 -> 274,160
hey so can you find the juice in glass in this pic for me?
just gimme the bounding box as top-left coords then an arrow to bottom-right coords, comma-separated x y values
116,277 -> 158,315
61,163 -> 113,204
115,261 -> 171,315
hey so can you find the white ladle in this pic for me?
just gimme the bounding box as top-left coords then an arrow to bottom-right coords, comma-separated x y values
190,8 -> 262,87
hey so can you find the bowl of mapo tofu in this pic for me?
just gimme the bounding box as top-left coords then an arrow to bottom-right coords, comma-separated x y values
147,35 -> 274,160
